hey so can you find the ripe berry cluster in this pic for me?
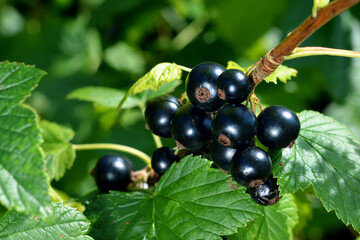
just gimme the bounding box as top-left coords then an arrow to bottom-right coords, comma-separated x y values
92,62 -> 301,207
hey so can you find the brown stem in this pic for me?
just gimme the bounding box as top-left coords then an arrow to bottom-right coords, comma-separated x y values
250,0 -> 360,87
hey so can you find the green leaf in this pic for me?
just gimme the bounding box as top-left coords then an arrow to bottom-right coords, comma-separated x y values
40,120 -> 75,181
270,110 -> 360,232
85,191 -> 153,240
0,61 -> 45,110
0,202 -> 92,239
67,86 -> 140,109
104,42 -> 146,75
264,65 -> 298,84
116,62 -> 182,111
85,155 -> 261,240
226,61 -> 248,73
51,20 -> 102,76
0,61 -> 50,216
228,194 -> 298,240
131,62 -> 182,95
144,79 -> 182,100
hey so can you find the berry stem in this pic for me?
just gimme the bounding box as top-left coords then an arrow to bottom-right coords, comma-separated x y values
252,93 -> 263,112
250,97 -> 256,114
250,0 -> 360,87
245,94 -> 251,108
152,134 -> 163,149
73,143 -> 152,167
283,47 -> 360,60
138,101 -> 163,149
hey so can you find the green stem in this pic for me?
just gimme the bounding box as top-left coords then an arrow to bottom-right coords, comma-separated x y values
73,143 -> 152,167
172,16 -> 209,51
138,102 -> 163,149
178,65 -> 192,72
283,47 -> 360,60
152,135 -> 163,149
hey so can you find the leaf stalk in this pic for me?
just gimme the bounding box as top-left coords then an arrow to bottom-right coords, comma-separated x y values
283,47 -> 360,60
73,143 -> 152,167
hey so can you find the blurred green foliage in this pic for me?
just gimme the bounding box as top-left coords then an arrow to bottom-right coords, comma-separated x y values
1,0 -> 359,239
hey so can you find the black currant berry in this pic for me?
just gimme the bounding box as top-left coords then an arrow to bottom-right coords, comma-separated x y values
93,155 -> 133,193
186,62 -> 226,112
257,105 -> 300,149
210,139 -> 236,171
212,103 -> 257,149
231,147 -> 272,187
217,69 -> 252,104
171,104 -> 212,150
249,177 -> 280,206
151,147 -> 179,176
145,95 -> 181,138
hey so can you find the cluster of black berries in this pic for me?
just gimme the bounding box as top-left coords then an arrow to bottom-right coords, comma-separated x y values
92,62 -> 300,206
145,62 -> 300,205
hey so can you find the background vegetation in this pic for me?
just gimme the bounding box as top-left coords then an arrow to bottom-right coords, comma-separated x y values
1,0 -> 360,239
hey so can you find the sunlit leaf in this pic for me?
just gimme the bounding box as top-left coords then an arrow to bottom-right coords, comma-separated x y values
85,156 -> 261,240
131,62 -> 182,94
116,62 -> 182,111
0,61 -> 50,216
228,194 -> 298,240
0,203 -> 92,239
264,65 -> 297,84
226,61 -> 248,72
271,110 -> 360,232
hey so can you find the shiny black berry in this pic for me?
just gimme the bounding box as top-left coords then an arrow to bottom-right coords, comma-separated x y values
257,105 -> 300,149
210,139 -> 236,171
249,177 -> 280,206
231,147 -> 272,187
171,104 -> 212,150
93,155 -> 133,193
145,95 -> 181,138
151,147 -> 179,176
217,69 -> 252,104
212,103 -> 257,149
186,62 -> 226,112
